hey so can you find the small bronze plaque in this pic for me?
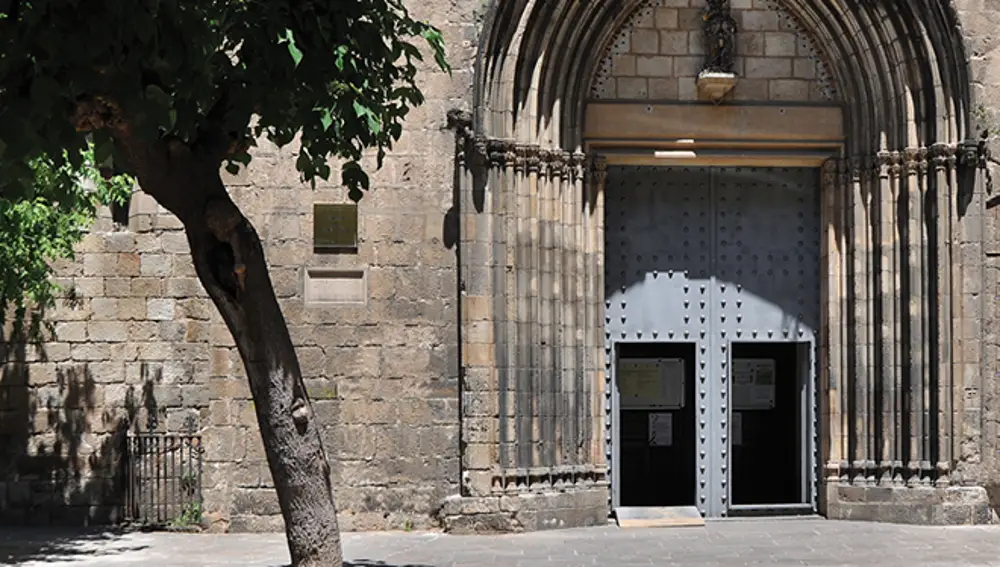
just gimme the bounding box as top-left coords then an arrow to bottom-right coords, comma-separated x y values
313,203 -> 358,249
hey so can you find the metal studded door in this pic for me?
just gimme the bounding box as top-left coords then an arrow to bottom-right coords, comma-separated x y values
605,166 -> 820,518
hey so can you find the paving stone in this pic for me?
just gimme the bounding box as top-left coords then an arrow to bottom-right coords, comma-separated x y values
4,519 -> 1000,566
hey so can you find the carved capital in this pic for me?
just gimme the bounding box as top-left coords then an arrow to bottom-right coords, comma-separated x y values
473,136 -> 489,161
523,146 -> 542,175
929,142 -> 957,171
537,149 -> 553,178
504,141 -> 520,171
512,147 -> 526,173
821,158 -> 839,186
486,139 -> 508,167
446,108 -> 473,136
888,151 -> 903,176
904,147 -> 925,175
544,150 -> 560,179
570,152 -> 587,181
848,155 -> 866,181
838,158 -> 850,188
875,150 -> 893,177
958,137 -> 988,169
590,154 -> 608,186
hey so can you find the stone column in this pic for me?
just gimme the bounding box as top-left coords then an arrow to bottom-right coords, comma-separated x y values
588,154 -> 607,471
443,124 -> 610,531
821,158 -> 844,489
875,150 -> 895,486
929,142 -> 954,487
456,128 -> 498,497
848,157 -> 873,484
889,152 -> 905,487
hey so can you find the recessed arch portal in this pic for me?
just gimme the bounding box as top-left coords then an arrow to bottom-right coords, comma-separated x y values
447,0 -> 991,528
473,0 -> 973,152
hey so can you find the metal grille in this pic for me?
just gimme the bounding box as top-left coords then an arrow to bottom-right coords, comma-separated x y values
605,166 -> 820,517
124,432 -> 204,528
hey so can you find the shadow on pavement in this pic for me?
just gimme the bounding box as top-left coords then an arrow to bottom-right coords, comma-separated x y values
0,527 -> 148,565
270,562 -> 434,567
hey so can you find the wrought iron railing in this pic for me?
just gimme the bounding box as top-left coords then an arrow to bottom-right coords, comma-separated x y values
124,432 -> 204,528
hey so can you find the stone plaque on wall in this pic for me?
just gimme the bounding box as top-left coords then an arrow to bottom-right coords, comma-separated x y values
313,203 -> 358,250
304,269 -> 366,305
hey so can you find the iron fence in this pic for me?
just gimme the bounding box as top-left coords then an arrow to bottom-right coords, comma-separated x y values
124,432 -> 204,528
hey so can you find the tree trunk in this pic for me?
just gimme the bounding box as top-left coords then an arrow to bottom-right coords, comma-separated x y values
177,173 -> 342,566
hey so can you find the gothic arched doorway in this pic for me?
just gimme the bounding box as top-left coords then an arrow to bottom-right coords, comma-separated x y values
446,0 -> 991,530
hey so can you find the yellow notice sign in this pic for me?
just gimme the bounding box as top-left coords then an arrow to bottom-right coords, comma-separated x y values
619,360 -> 662,404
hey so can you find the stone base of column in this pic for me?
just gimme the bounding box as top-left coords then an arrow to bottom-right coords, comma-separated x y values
439,488 -> 609,534
824,483 -> 993,525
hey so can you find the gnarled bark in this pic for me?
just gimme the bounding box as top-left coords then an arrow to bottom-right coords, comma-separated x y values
186,188 -> 341,567
95,105 -> 342,564
139,159 -> 341,566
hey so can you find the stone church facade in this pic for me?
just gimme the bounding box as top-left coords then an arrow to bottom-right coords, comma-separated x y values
3,0 -> 1000,532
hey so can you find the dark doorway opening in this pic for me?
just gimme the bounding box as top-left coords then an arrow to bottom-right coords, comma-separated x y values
617,342 -> 696,507
729,342 -> 810,511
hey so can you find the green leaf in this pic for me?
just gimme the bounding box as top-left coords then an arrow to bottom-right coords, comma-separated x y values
352,100 -> 369,119
280,29 -> 303,67
334,45 -> 349,71
320,108 -> 333,131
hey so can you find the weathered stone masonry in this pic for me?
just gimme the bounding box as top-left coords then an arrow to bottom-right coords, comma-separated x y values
5,0 -> 1000,533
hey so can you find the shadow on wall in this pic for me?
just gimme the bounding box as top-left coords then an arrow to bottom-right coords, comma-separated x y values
0,326 -> 161,526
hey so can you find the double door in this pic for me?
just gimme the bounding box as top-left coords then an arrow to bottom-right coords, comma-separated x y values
604,165 -> 820,517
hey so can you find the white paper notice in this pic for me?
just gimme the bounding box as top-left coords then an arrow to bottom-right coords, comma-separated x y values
732,359 -> 776,410
648,413 -> 673,447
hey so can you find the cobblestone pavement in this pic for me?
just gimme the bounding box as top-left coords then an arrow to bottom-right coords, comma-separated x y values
4,518 -> 1000,566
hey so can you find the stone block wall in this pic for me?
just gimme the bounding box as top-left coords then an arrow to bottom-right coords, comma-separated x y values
0,0 -> 482,531
958,0 -> 1000,515
590,0 -> 837,102
0,203 -> 212,526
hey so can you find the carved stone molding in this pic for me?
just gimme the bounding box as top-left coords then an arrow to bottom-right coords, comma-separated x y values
492,465 -> 608,495
904,147 -> 926,175
445,118 -> 593,178
929,142 -> 955,171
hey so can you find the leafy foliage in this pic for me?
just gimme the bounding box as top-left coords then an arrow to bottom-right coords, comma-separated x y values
0,145 -> 132,340
0,0 -> 448,337
0,0 -> 449,202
